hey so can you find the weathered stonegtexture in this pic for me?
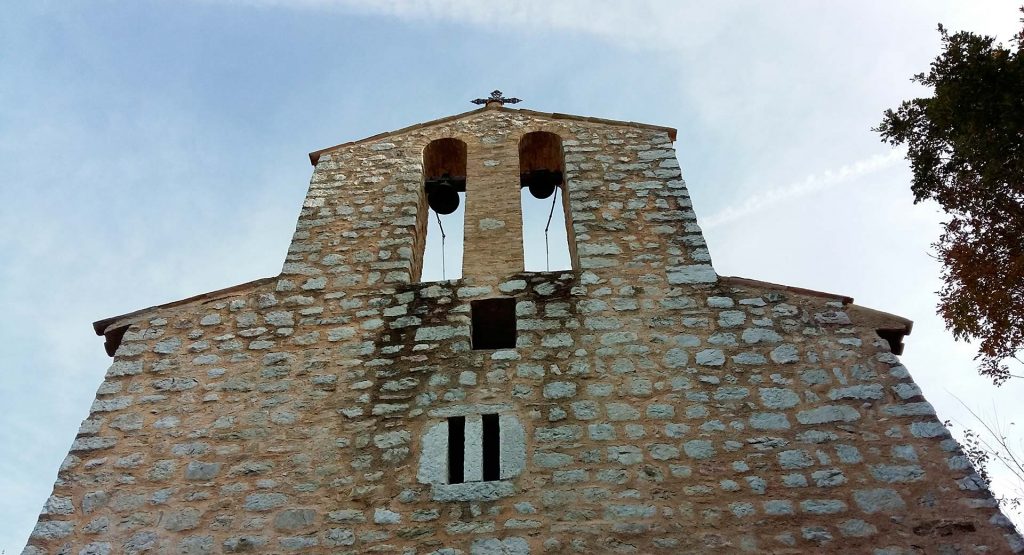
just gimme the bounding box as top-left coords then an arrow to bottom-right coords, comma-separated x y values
24,105 -> 1022,554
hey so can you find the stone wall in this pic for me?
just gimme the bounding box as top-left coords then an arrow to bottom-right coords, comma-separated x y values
289,108 -> 710,287
23,107 -> 1022,554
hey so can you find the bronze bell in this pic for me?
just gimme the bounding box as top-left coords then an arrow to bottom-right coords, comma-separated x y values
528,180 -> 556,200
425,174 -> 466,215
521,169 -> 562,200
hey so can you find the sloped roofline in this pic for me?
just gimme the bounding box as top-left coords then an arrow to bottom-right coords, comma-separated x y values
720,274 -> 914,335
96,274 -> 906,335
720,275 -> 855,305
307,105 -> 679,166
92,277 -> 276,337
92,273 -> 913,357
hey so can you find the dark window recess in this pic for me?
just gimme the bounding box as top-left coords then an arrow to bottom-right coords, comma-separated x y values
102,325 -> 129,357
877,329 -> 907,356
471,298 -> 517,350
482,413 -> 501,481
448,416 -> 465,484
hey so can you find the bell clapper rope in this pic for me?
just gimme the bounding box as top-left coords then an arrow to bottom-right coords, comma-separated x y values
434,210 -> 447,280
543,187 -> 559,272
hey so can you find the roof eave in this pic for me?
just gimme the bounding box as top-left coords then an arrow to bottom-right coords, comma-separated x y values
92,276 -> 277,337
307,106 -> 678,166
719,275 -> 913,349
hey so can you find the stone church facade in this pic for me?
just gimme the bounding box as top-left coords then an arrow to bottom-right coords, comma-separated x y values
24,102 -> 1023,554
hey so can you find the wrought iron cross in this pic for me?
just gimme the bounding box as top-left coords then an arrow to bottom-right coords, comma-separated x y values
471,90 -> 522,106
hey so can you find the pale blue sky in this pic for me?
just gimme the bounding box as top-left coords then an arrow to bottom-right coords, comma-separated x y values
1,1 -> 1022,550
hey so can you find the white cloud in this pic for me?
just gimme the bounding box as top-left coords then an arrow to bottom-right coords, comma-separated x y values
701,148 -> 906,230
201,0 -> 738,51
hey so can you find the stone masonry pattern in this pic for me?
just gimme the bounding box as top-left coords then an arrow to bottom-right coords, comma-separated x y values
23,107 -> 1024,554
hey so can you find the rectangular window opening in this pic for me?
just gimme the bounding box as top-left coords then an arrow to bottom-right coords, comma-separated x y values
482,413 -> 501,481
447,416 -> 465,484
471,298 -> 517,350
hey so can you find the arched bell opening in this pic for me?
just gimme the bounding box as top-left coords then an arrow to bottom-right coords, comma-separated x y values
519,131 -> 575,272
418,138 -> 468,282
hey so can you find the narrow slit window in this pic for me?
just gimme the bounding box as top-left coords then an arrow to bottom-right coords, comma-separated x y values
447,416 -> 465,484
482,413 -> 501,481
419,138 -> 467,282
423,413 -> 522,491
519,132 -> 574,272
471,298 -> 517,350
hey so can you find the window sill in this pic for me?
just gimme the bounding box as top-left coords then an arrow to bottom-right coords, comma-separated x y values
432,480 -> 516,502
